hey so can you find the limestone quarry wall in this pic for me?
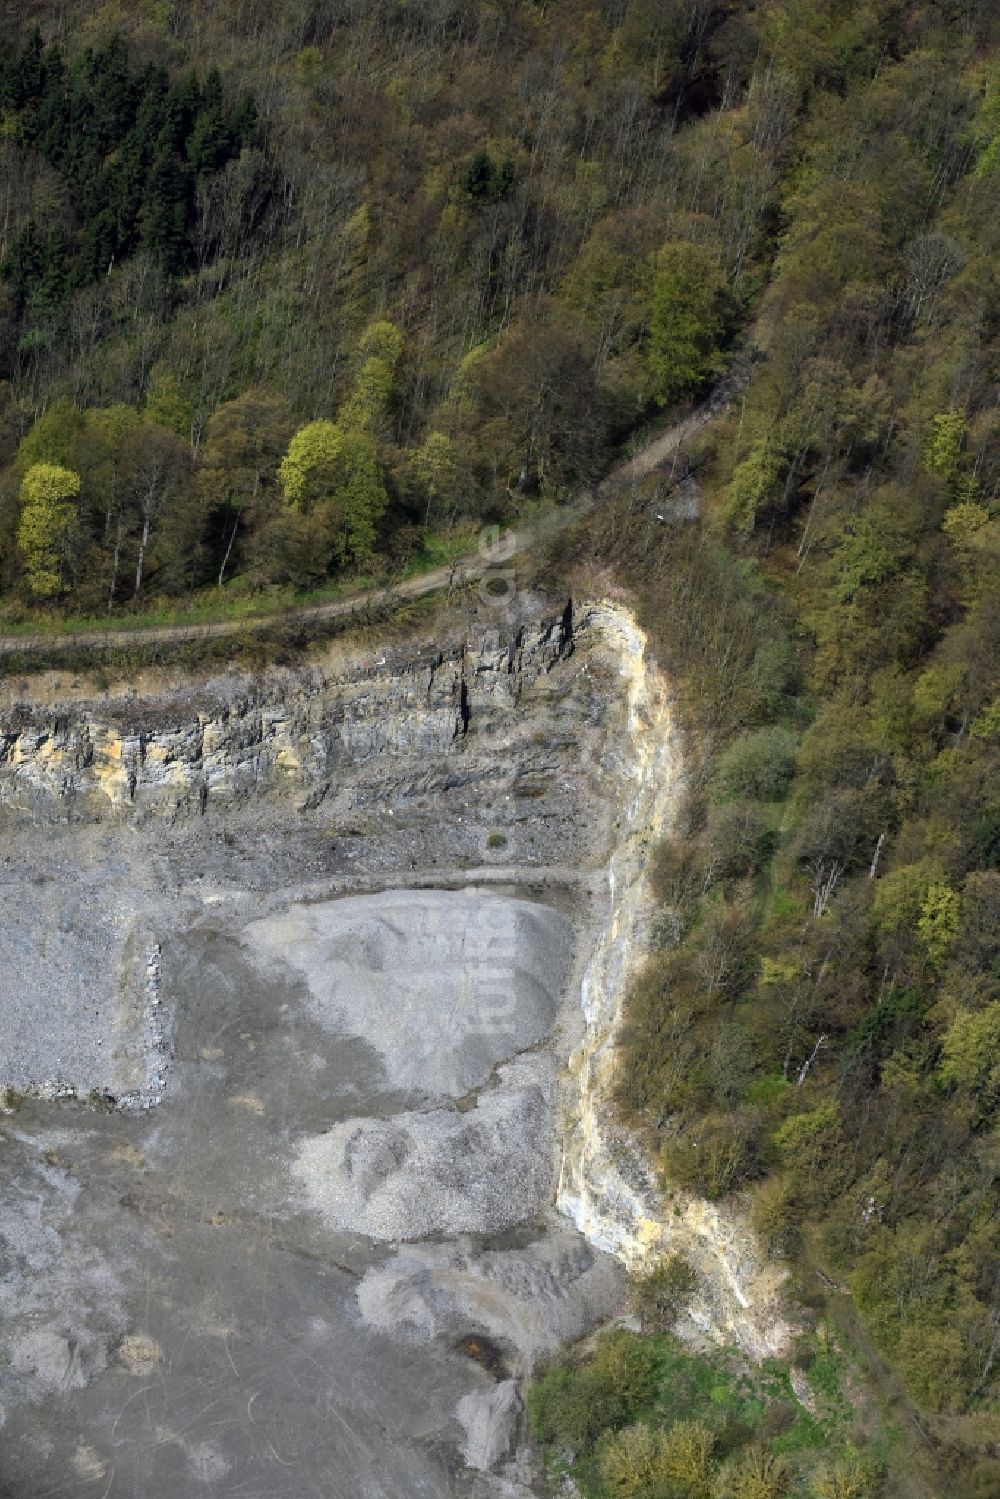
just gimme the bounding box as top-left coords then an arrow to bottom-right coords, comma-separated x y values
0,612 -> 575,820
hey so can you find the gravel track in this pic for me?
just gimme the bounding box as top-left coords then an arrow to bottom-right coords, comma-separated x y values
0,394 -> 724,658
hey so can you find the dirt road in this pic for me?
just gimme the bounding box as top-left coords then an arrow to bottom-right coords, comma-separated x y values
0,399 -> 718,658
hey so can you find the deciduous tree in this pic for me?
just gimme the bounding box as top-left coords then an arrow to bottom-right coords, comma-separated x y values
17,461 -> 80,596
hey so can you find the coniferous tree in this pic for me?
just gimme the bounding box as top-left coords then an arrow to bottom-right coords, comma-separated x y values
0,33 -> 254,315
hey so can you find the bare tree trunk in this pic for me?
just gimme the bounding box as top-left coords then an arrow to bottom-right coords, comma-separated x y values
134,513 -> 150,597
797,1034 -> 827,1086
218,511 -> 240,587
797,458 -> 830,572
971,1309 -> 1000,1399
810,858 -> 843,916
869,832 -> 886,880
107,516 -> 122,614
782,998 -> 802,1081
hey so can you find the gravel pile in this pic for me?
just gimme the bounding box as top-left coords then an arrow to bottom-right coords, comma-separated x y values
294,1057 -> 553,1238
245,888 -> 573,1098
356,1227 -> 623,1366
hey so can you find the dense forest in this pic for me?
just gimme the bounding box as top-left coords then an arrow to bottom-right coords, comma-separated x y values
531,3 -> 999,1495
0,0 -> 758,614
2,1 -> 999,1496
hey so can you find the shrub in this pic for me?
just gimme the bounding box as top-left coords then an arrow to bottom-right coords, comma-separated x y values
706,801 -> 776,881
915,881 -> 961,970
713,728 -> 798,803
708,1023 -> 758,1106
599,1420 -> 716,1499
748,636 -> 799,720
651,906 -> 686,950
527,1332 -> 657,1450
662,1110 -> 765,1200
971,812 -> 1000,870
650,835 -> 707,916
870,861 -> 937,943
791,788 -> 875,875
750,1175 -> 801,1256
716,1446 -> 793,1499
615,957 -> 708,1118
693,904 -> 755,999
772,1102 -> 844,1197
527,1366 -> 596,1448
811,1452 -> 884,1499
632,1254 -> 698,1332
937,1003 -> 1000,1097
957,870 -> 1000,970
725,432 -> 788,534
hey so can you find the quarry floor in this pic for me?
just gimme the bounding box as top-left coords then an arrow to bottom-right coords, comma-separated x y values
1,883 -> 623,1499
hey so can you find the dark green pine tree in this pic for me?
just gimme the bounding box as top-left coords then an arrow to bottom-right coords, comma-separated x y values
459,149 -> 514,202
60,54 -> 104,193
87,36 -> 134,155
33,46 -> 67,158
0,33 -> 256,296
139,141 -> 192,274
231,93 -> 259,150
130,64 -> 171,171
460,149 -> 495,199
7,29 -> 44,110
167,72 -> 202,150
110,137 -> 147,255
1,221 -> 43,308
187,68 -> 231,175
71,208 -> 119,286
34,227 -> 68,314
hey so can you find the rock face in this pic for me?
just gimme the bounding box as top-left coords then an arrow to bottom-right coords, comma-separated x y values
0,611 -> 596,1106
0,602 -> 626,1499
0,613 -> 577,823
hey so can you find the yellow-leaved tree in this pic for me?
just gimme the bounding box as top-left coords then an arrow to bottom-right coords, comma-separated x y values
277,420 -> 387,571
17,463 -> 81,597
645,241 -> 728,407
272,321 -> 402,579
339,320 -> 404,433
599,1420 -> 716,1499
411,430 -> 457,525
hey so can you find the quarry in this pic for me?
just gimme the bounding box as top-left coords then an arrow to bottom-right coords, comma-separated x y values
0,599 -> 789,1498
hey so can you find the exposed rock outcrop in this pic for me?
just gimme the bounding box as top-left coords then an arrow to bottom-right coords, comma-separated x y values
557,608 -> 794,1360
0,617 -> 576,821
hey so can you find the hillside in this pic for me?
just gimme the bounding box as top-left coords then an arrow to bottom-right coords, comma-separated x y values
1,3 -> 999,1497
1,0 -> 830,615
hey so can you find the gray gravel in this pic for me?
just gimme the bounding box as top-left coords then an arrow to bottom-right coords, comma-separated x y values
245,888 -> 573,1098
294,1056 -> 554,1238
356,1226 -> 623,1367
0,832 -> 177,1103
